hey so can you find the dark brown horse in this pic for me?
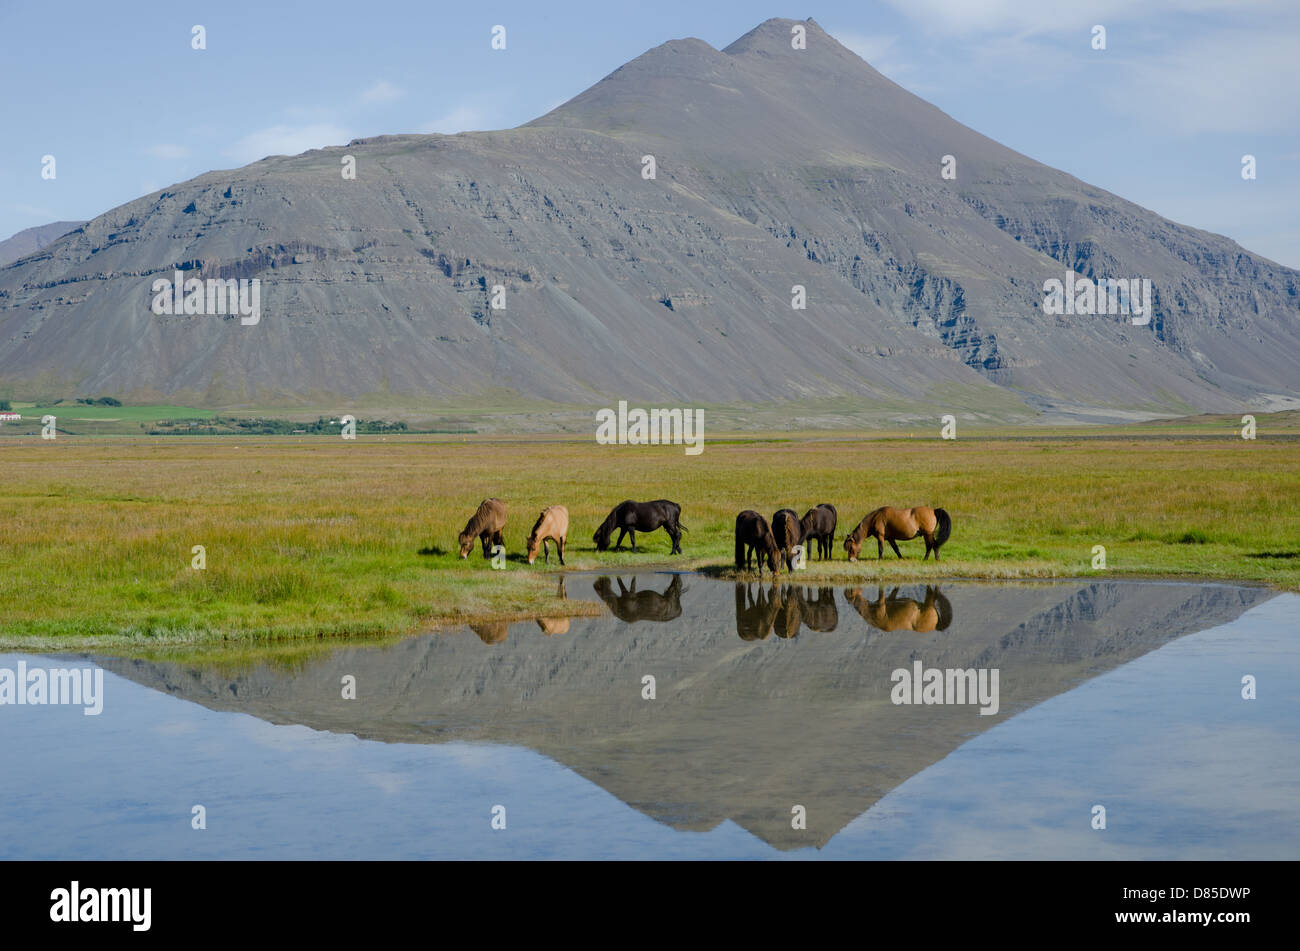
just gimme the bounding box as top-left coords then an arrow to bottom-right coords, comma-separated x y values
772,585 -> 803,639
771,508 -> 804,571
593,499 -> 686,553
458,498 -> 506,559
799,503 -> 837,561
793,586 -> 839,632
734,582 -> 779,640
735,510 -> 781,577
844,505 -> 951,561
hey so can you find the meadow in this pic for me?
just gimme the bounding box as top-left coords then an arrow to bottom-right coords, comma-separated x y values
1,421 -> 1296,652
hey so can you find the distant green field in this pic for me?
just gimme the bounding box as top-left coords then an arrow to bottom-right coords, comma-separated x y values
12,403 -> 216,421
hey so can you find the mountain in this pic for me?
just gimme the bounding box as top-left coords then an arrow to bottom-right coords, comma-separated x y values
95,579 -> 1272,850
2,18 -> 1297,419
0,221 -> 84,268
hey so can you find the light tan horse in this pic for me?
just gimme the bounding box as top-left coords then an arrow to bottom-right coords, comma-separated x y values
526,505 -> 569,565
844,505 -> 951,561
844,586 -> 953,632
458,498 -> 506,559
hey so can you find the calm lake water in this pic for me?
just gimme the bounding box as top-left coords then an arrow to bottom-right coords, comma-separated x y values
1,575 -> 1295,859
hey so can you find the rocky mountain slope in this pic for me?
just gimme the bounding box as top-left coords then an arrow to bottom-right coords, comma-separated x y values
2,19 -> 1296,418
0,221 -> 83,268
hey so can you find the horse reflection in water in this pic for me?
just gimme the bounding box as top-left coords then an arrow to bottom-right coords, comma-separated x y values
469,620 -> 510,644
592,575 -> 684,624
843,586 -> 953,632
734,584 -> 840,640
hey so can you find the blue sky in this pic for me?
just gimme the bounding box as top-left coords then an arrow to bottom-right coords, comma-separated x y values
3,0 -> 1298,267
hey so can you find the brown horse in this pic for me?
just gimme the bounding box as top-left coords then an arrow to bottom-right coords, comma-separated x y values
772,585 -> 803,639
734,582 -> 779,640
843,586 -> 953,632
469,620 -> 509,644
526,505 -> 569,565
458,498 -> 507,559
844,505 -> 951,561
793,586 -> 839,632
771,508 -> 804,571
735,510 -> 781,577
799,504 -> 837,560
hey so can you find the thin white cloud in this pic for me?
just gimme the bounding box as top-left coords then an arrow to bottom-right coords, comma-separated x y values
225,123 -> 351,165
1106,31 -> 1300,135
422,107 -> 489,135
146,144 -> 190,160
360,80 -> 404,104
880,0 -> 1289,36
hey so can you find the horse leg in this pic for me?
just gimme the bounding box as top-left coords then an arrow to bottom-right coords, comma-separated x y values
481,532 -> 491,559
671,528 -> 682,554
876,536 -> 885,560
889,538 -> 904,559
923,534 -> 933,561
629,529 -> 637,552
543,538 -> 551,564
558,536 -> 566,566
614,528 -> 627,550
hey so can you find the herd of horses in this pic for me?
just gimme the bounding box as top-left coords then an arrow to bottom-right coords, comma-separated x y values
466,577 -> 953,644
457,497 -> 951,571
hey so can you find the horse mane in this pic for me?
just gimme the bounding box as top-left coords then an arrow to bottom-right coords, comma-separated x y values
461,499 -> 500,540
528,506 -> 557,544
593,504 -> 622,544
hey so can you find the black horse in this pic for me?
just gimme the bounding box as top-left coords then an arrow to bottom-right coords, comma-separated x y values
593,499 -> 686,553
799,503 -> 837,561
593,575 -> 684,623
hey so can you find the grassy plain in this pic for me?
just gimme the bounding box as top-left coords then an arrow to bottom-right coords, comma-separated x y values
1,420 -> 1296,652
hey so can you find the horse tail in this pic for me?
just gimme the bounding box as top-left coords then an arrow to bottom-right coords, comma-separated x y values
678,521 -> 689,533
934,589 -> 953,632
934,508 -> 952,549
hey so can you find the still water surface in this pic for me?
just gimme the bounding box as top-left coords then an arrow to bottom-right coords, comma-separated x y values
1,575 -> 1294,859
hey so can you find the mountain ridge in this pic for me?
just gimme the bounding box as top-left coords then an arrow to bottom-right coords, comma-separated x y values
1,17 -> 1296,418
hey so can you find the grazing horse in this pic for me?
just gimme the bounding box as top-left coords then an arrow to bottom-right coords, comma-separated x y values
734,583 -> 779,640
844,505 -> 951,561
470,620 -> 509,644
772,585 -> 803,639
593,499 -> 686,554
843,586 -> 953,632
735,510 -> 781,577
771,508 -> 804,571
458,498 -> 506,559
592,575 -> 684,623
799,504 -> 837,561
793,586 -> 839,632
526,505 -> 569,565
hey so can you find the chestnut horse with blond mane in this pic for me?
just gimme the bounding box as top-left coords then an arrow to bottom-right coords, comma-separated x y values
844,505 -> 951,561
